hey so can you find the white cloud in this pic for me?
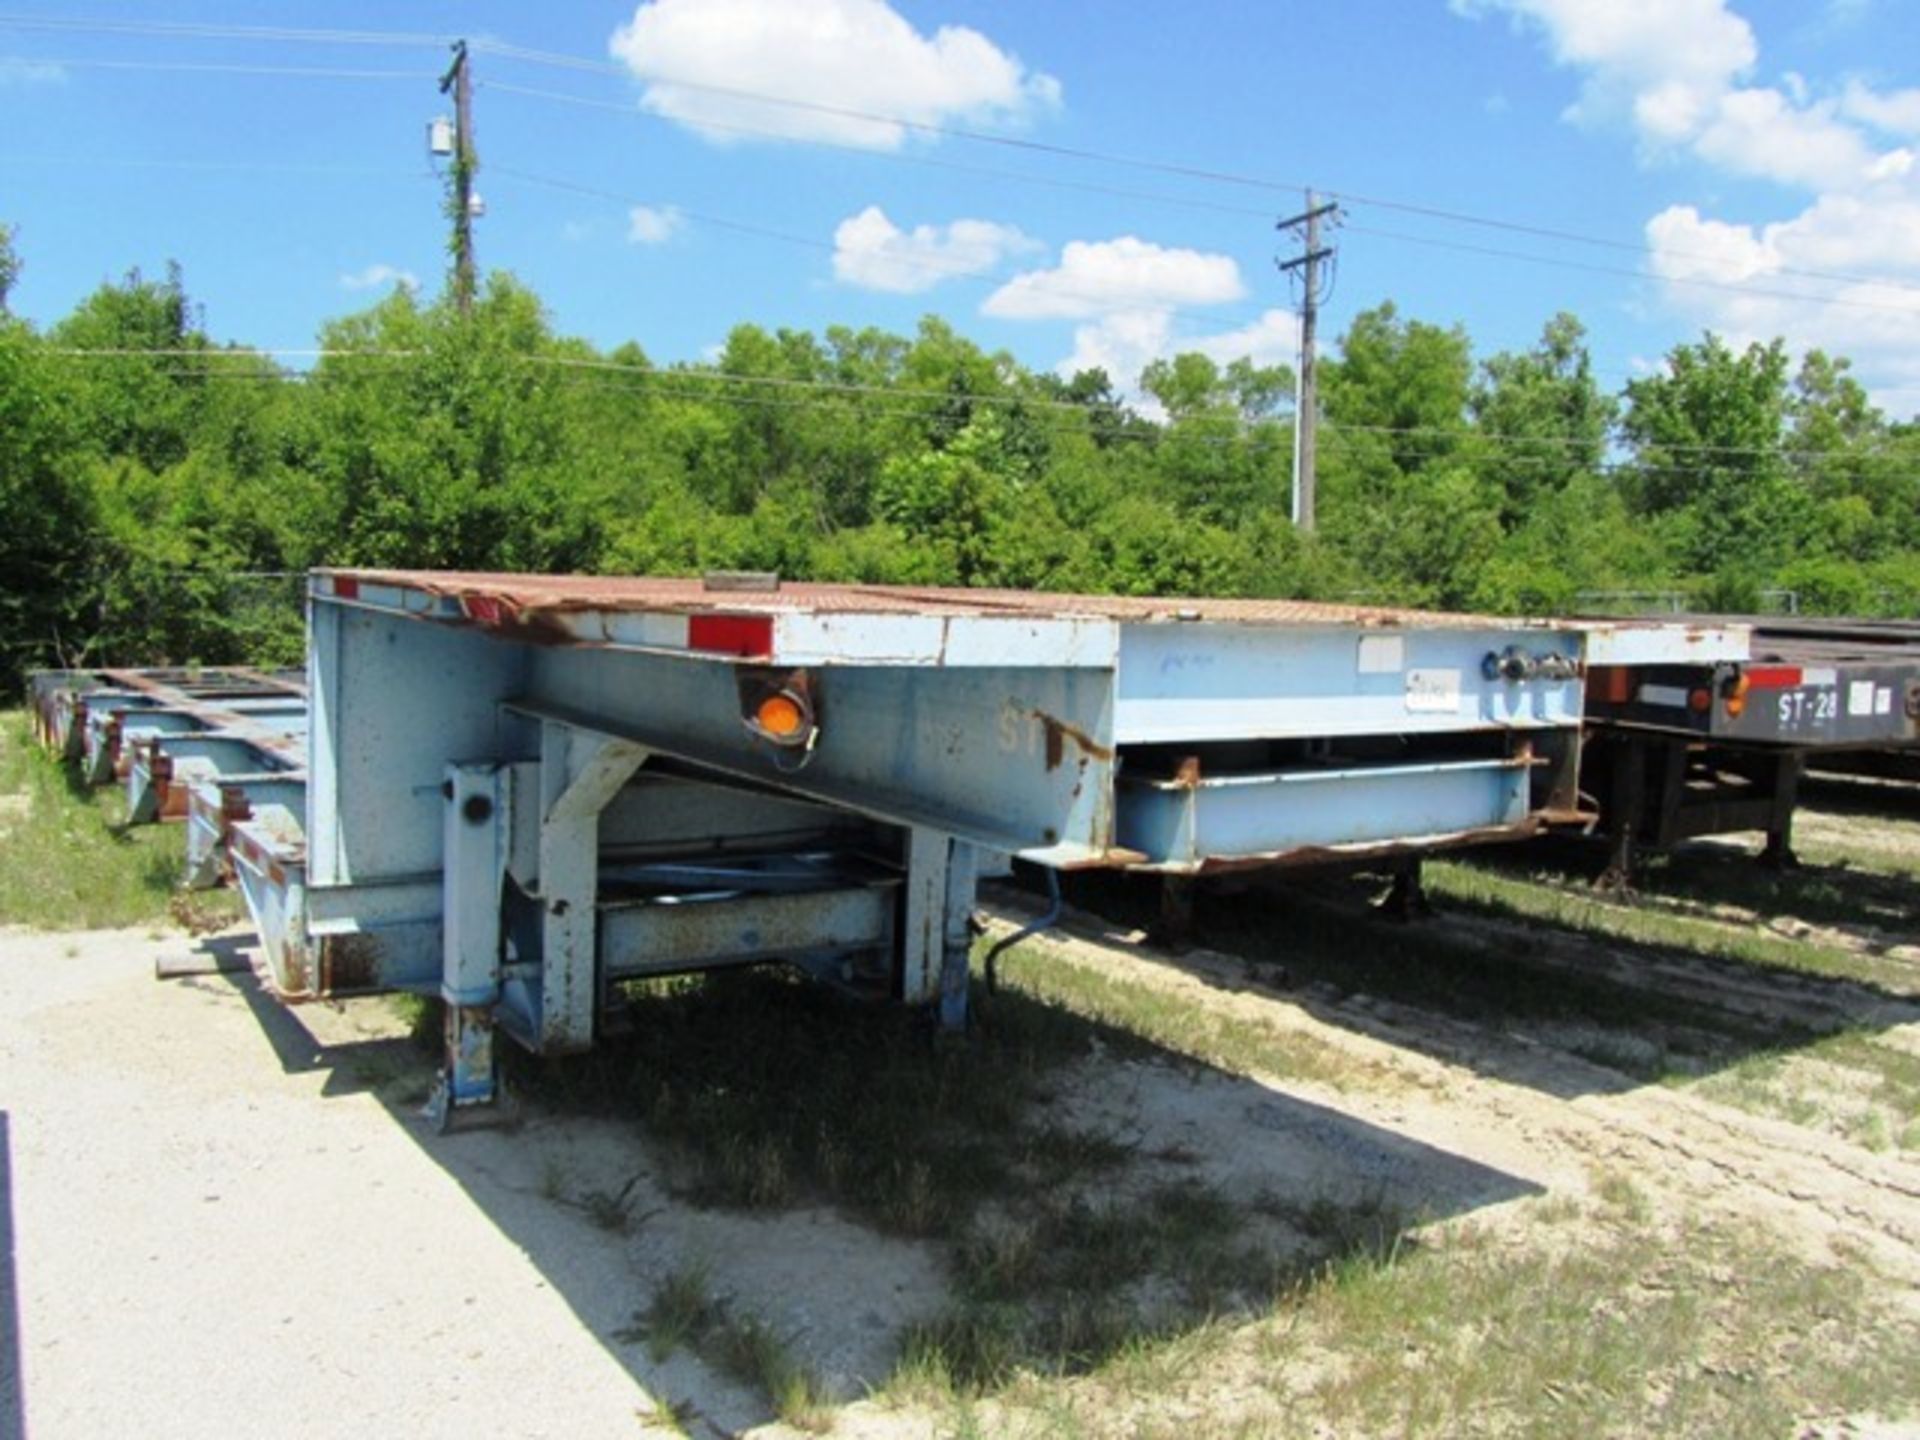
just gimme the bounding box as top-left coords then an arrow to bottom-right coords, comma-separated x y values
983,237 -> 1245,320
1644,199 -> 1920,413
1189,309 -> 1305,370
1459,0 -> 1920,415
1456,0 -> 1899,189
1690,87 -> 1876,189
1842,79 -> 1920,138
1059,308 -> 1302,410
339,263 -> 418,292
1454,0 -> 1756,137
0,57 -> 65,86
627,205 -> 684,245
608,0 -> 1059,150
830,206 -> 1034,293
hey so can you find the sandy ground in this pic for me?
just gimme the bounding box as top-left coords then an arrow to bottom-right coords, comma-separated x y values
0,925 -> 945,1440
980,891 -> 1920,1299
5,878 -> 1920,1438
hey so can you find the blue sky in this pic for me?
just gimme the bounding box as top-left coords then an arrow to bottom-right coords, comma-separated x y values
3,1 -> 1919,414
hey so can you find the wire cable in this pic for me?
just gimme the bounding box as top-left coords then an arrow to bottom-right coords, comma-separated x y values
0,53 -> 434,79
10,13 -> 1919,302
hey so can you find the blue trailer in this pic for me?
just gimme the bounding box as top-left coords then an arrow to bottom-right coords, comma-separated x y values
27,668 -> 305,820
188,569 -> 1739,1123
29,576 -> 1748,1121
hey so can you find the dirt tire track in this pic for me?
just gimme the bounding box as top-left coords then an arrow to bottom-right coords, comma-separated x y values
982,898 -> 1920,1301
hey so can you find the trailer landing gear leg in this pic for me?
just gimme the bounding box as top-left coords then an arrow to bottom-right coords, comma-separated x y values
1153,875 -> 1196,951
1382,859 -> 1431,922
426,1004 -> 501,1133
904,829 -> 979,1033
1762,755 -> 1803,871
1597,735 -> 1644,894
433,762 -> 516,1132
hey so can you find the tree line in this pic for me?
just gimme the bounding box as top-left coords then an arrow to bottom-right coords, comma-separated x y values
2,222 -> 1917,692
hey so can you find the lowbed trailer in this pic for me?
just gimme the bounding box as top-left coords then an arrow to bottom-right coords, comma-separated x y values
1583,616 -> 1920,880
30,572 -> 1746,1122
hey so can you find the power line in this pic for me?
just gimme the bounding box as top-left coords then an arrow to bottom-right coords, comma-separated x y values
0,153 -> 423,176
46,353 -> 1827,477
485,164 -> 1286,339
481,79 -> 1278,223
0,15 -> 452,47
12,12 -> 1920,304
39,345 -> 1912,472
0,53 -> 434,78
470,41 -> 1920,301
1330,191 -> 1920,301
1345,224 -> 1920,318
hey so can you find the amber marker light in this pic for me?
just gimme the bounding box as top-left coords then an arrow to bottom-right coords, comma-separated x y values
756,692 -> 807,740
1723,673 -> 1751,718
745,686 -> 817,752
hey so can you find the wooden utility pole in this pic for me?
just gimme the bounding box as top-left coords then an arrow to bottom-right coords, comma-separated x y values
1276,191 -> 1339,532
439,40 -> 476,315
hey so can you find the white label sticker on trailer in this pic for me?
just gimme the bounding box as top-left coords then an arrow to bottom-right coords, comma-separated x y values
1849,680 -> 1876,716
1877,685 -> 1894,716
1406,668 -> 1461,713
1638,684 -> 1690,709
1357,634 -> 1405,674
1803,667 -> 1837,686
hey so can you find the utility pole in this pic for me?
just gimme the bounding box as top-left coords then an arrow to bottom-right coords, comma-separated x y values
439,40 -> 477,315
1276,190 -> 1339,532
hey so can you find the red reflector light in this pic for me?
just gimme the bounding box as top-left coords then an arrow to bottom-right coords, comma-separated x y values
461,595 -> 515,626
1742,665 -> 1803,689
1688,688 -> 1712,713
688,613 -> 774,658
331,575 -> 360,600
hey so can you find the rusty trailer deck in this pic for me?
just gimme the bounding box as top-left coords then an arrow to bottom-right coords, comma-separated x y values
35,571 -> 1750,1123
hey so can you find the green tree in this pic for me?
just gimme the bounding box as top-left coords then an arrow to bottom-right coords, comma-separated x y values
306,275 -> 602,571
1323,302 -> 1473,474
1470,313 -> 1614,522
0,315 -> 97,681
1620,334 -> 1815,576
50,263 -> 212,474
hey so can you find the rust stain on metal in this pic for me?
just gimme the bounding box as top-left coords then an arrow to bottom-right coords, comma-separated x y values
1031,710 -> 1113,771
1109,818 -> 1550,877
273,940 -> 315,1002
321,567 -> 1538,633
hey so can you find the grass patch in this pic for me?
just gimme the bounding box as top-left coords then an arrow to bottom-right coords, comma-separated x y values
520,963 -> 1340,1397
1276,1218 -> 1915,1438
1687,1030 -> 1920,1151
989,934 -> 1406,1094
0,711 -> 241,931
966,1216 -> 1920,1438
1058,870 -> 1793,1083
1798,839 -> 1920,880
1500,838 -> 1920,940
895,1178 -> 1293,1393
512,965 -> 1137,1238
626,1263 -> 830,1430
1426,859 -> 1908,995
